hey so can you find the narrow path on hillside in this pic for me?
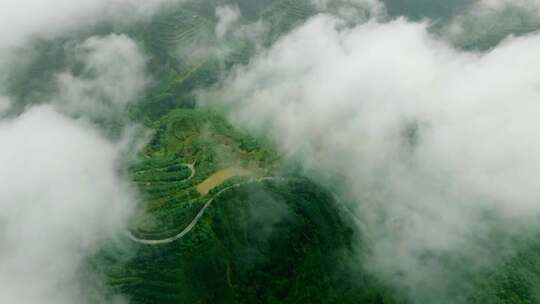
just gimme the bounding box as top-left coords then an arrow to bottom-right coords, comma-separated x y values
185,162 -> 196,180
128,177 -> 286,245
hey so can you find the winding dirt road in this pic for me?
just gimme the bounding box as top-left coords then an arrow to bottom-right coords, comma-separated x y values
128,176 -> 286,245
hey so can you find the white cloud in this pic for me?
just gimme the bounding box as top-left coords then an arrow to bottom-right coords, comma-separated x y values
215,5 -> 242,40
0,35 -> 148,302
208,14 -> 540,301
311,0 -> 385,21
0,106 -> 136,304
232,20 -> 270,45
55,34 -> 149,119
0,2 -> 157,302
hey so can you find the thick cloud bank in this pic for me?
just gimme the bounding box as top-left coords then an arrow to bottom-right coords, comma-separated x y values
215,5 -> 242,40
0,106 -> 135,304
0,1 -> 157,301
211,13 -> 540,302
0,34 -> 148,302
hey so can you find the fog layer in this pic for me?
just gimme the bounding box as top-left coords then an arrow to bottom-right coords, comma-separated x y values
210,3 -> 540,301
0,1 -> 167,303
0,106 -> 135,304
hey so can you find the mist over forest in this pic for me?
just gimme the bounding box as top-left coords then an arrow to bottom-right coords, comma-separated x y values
2,1 -> 540,303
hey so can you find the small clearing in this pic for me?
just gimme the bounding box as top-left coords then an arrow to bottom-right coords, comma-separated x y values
196,167 -> 252,195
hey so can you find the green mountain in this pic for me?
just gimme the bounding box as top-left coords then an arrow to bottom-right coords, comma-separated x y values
87,2 -> 392,303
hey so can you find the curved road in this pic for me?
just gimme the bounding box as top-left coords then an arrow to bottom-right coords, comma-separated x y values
185,162 -> 196,180
128,177 -> 286,245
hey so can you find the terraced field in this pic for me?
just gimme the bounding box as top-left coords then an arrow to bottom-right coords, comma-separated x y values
259,0 -> 316,43
128,158 -> 201,240
146,8 -> 214,56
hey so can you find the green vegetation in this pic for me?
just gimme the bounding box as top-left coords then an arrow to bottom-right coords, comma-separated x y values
95,178 -> 393,304
465,232 -> 540,304
126,106 -> 280,242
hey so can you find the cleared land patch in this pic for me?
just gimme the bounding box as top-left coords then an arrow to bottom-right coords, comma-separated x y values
196,167 -> 252,195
